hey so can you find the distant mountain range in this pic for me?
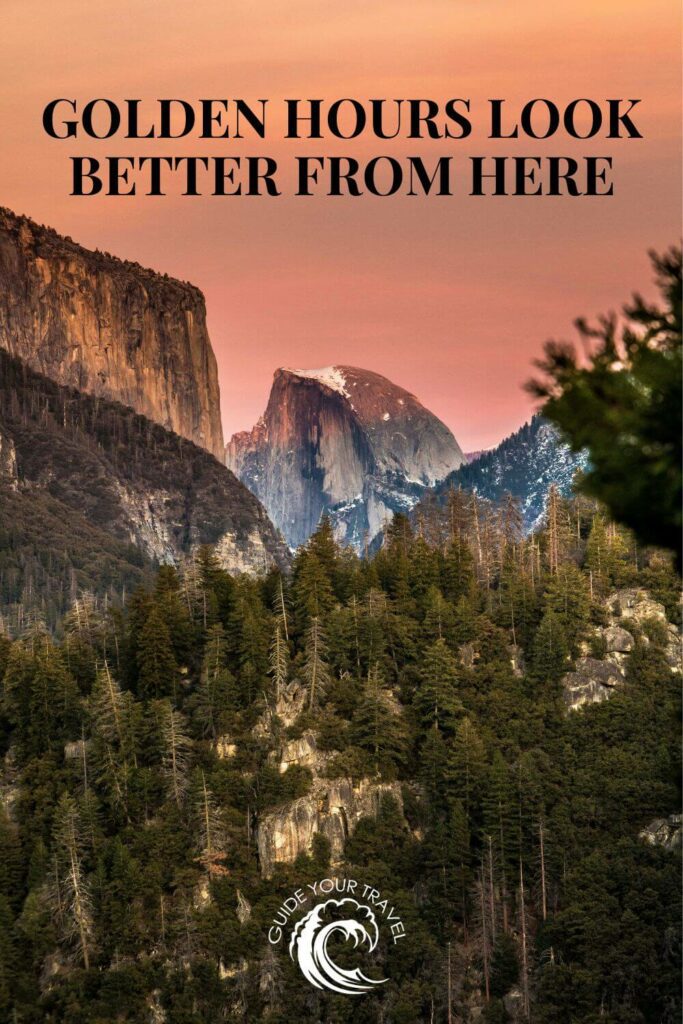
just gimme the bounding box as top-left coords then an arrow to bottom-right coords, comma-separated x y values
425,413 -> 589,531
227,367 -> 588,549
0,206 -> 590,634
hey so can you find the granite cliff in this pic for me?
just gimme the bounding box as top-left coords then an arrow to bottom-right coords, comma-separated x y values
0,207 -> 224,458
227,365 -> 464,549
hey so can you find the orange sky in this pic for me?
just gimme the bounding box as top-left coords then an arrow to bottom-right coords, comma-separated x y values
2,0 -> 681,450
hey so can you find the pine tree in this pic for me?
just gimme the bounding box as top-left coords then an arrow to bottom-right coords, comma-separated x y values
419,724 -> 450,806
351,664 -> 407,777
155,701 -> 192,808
422,586 -> 456,645
137,605 -> 177,699
292,550 -> 335,631
448,717 -> 487,820
229,584 -> 270,706
530,609 -> 569,686
414,638 -> 463,731
358,588 -> 389,672
268,621 -> 289,703
301,616 -> 331,711
528,246 -> 682,570
194,770 -> 228,877
442,535 -> 476,604
306,515 -> 339,579
51,793 -> 94,969
28,639 -> 80,757
543,563 -> 590,649
190,624 -> 235,738
482,751 -> 515,932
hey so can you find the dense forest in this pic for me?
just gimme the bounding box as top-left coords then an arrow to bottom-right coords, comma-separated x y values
0,486 -> 679,1023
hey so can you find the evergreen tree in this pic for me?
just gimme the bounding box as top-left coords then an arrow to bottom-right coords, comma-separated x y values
351,664 -> 408,777
137,605 -> 177,699
155,701 -> 192,808
190,624 -> 236,739
292,550 -> 336,631
301,616 -> 331,711
529,247 -> 682,570
50,793 -> 94,969
448,717 -> 487,821
414,638 -> 463,731
268,621 -> 289,703
530,609 -> 570,686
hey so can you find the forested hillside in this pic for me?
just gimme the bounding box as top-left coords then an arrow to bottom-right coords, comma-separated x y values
0,350 -> 289,632
0,491 -> 680,1022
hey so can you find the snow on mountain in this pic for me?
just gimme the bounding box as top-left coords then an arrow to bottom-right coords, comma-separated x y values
286,366 -> 350,397
424,413 -> 589,533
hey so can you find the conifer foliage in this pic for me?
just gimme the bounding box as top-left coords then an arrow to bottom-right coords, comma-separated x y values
0,498 -> 679,1022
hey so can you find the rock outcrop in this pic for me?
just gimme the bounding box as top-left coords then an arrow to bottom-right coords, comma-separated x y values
0,207 -> 224,458
563,588 -> 681,711
255,702 -> 406,877
0,350 -> 289,627
227,366 -> 464,549
275,730 -> 326,774
257,776 -> 404,877
563,656 -> 627,710
638,814 -> 682,852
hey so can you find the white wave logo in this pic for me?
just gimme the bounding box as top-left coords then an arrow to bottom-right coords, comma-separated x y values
289,897 -> 388,995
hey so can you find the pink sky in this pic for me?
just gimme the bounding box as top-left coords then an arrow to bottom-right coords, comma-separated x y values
1,0 -> 680,450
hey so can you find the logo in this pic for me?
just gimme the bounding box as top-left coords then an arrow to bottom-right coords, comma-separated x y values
268,877 -> 406,996
290,897 -> 387,995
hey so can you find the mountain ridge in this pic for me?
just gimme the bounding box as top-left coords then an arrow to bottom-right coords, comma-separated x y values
0,349 -> 289,628
421,412 -> 589,532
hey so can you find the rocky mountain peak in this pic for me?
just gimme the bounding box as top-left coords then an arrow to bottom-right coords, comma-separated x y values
226,364 -> 464,549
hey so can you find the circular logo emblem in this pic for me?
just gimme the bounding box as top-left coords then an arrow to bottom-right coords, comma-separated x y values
267,878 -> 406,996
289,897 -> 388,996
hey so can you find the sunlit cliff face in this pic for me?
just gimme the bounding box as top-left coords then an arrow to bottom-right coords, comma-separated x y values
226,365 -> 463,548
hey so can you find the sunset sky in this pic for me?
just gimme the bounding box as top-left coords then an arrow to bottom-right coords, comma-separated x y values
2,0 -> 681,450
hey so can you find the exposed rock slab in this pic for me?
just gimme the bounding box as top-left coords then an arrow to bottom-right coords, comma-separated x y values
639,815 -> 682,852
257,777 -> 403,877
606,588 -> 669,625
275,730 -> 328,775
603,625 -> 635,653
564,589 -> 680,711
563,656 -> 626,710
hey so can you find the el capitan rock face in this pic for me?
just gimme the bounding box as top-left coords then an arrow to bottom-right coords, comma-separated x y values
0,207 -> 224,458
226,365 -> 464,548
